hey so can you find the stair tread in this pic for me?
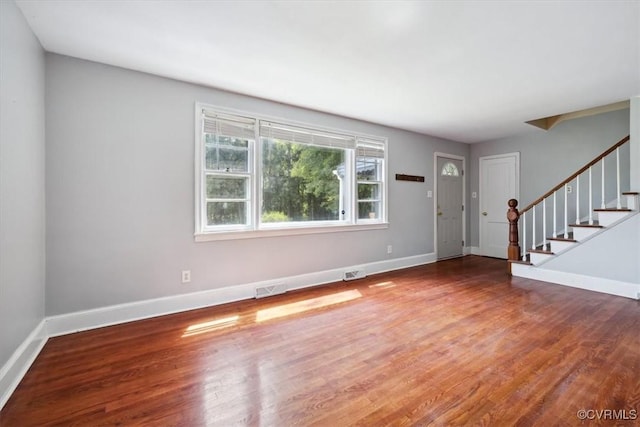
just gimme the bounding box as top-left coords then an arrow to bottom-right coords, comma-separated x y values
552,232 -> 574,239
594,208 -> 632,212
547,236 -> 577,242
570,223 -> 603,228
509,259 -> 532,266
529,249 -> 554,255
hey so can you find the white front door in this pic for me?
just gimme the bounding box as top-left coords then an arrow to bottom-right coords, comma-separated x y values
479,153 -> 519,259
437,157 -> 463,259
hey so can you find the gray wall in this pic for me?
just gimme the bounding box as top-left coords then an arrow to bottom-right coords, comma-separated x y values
45,54 -> 469,316
468,109 -> 631,247
0,1 -> 46,368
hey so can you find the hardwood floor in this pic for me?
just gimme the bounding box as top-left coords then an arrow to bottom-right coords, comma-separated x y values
1,256 -> 639,426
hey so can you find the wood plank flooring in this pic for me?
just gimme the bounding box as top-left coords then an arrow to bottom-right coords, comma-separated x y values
1,256 -> 639,426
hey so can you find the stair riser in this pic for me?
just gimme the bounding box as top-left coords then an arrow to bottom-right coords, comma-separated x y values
572,227 -> 599,241
596,211 -> 630,227
549,241 -> 576,253
530,252 -> 554,265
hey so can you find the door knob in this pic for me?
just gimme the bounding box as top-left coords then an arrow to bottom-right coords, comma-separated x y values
437,212 -> 443,216
482,212 -> 488,216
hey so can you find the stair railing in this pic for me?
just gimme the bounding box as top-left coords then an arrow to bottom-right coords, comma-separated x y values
507,135 -> 630,266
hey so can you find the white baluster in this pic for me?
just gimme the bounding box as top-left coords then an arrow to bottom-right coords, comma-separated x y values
553,192 -> 557,238
576,176 -> 580,224
601,157 -> 606,209
616,147 -> 621,209
588,166 -> 593,225
542,198 -> 547,250
564,183 -> 568,238
522,212 -> 527,260
532,204 -> 536,250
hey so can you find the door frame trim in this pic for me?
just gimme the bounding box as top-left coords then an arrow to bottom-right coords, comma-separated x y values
434,152 -> 466,259
478,152 -> 520,257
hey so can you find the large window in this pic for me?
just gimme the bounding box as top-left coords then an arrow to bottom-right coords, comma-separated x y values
196,105 -> 387,239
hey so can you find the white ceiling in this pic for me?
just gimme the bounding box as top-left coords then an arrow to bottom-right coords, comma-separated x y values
15,0 -> 640,143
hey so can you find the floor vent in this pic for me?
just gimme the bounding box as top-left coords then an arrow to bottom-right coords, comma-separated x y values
255,284 -> 288,299
343,269 -> 366,281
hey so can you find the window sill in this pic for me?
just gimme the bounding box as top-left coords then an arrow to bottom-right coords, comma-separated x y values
194,222 -> 389,242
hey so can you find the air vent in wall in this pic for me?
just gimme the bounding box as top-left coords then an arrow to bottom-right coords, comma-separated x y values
255,284 -> 288,299
343,269 -> 366,281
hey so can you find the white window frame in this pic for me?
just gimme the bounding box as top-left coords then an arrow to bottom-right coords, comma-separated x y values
356,138 -> 386,224
194,103 -> 388,241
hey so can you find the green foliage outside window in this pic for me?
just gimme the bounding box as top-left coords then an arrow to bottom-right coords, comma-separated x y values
261,211 -> 290,223
262,139 -> 343,222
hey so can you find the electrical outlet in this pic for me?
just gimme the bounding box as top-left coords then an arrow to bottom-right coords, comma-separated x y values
387,245 -> 393,254
567,185 -> 573,194
427,190 -> 433,198
181,270 -> 191,283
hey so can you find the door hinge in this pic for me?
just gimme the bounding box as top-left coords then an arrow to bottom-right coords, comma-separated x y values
462,205 -> 464,211
461,169 -> 464,176
462,240 -> 464,246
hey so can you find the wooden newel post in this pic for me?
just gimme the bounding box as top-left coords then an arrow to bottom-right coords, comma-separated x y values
507,199 -> 520,273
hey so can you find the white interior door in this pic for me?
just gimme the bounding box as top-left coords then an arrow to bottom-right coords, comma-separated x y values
437,157 -> 463,259
479,153 -> 519,259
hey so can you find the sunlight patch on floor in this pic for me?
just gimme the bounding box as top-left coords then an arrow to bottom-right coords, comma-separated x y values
256,289 -> 362,322
369,281 -> 396,289
182,315 -> 240,337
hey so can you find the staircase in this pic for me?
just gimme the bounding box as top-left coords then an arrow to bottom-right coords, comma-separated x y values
508,136 -> 640,300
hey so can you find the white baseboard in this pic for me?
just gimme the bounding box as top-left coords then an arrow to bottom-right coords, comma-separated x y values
469,246 -> 482,255
511,264 -> 640,300
46,252 -> 437,337
45,282 -> 257,337
0,320 -> 48,410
